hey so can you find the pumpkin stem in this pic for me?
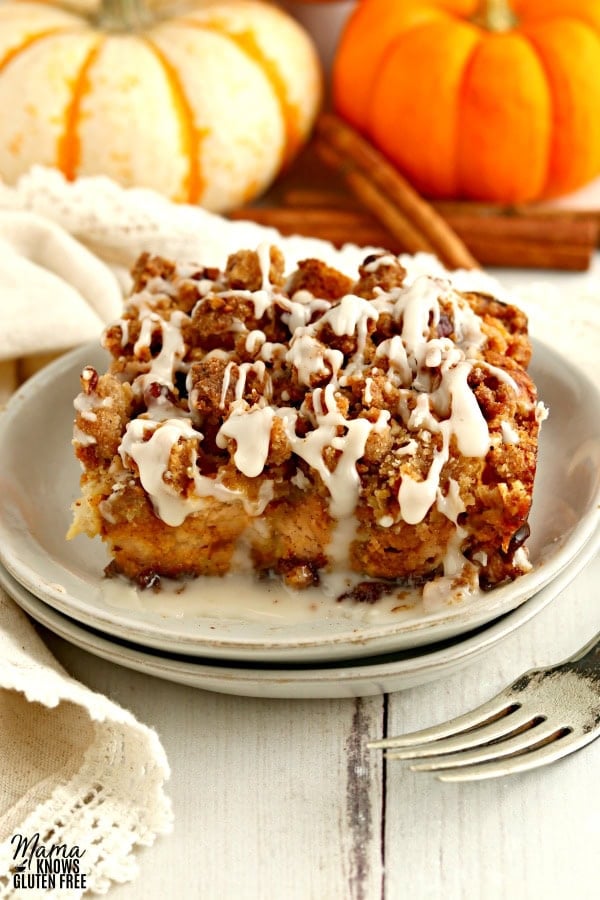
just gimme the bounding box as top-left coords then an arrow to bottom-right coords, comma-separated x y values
97,0 -> 155,31
471,0 -> 518,32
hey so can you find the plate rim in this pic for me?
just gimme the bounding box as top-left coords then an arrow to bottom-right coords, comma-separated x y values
2,528 -> 597,698
0,337 -> 599,662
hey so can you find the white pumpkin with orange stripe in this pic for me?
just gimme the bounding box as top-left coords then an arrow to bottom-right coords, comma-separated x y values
0,0 -> 322,211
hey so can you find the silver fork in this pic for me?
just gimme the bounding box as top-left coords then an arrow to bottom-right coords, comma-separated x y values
369,630 -> 600,781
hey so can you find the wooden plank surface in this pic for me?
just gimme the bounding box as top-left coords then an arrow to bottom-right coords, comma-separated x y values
383,553 -> 600,900
41,634 -> 385,900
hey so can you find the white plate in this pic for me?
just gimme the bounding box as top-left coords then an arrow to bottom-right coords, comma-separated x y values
0,340 -> 599,663
1,534 -> 597,699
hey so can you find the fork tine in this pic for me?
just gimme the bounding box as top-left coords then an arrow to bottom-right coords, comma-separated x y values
385,707 -> 544,760
433,729 -> 599,782
405,721 -> 565,770
367,691 -> 519,750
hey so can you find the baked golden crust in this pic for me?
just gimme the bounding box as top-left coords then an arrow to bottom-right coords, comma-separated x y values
70,247 -> 544,595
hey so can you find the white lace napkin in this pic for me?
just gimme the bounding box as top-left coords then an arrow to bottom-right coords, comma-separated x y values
0,594 -> 172,899
0,165 -> 599,899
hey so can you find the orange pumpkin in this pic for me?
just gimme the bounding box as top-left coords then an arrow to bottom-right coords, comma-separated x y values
0,0 -> 322,211
333,0 -> 600,202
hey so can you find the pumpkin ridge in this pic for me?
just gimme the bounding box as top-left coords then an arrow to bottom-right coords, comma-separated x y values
143,37 -> 206,204
333,0 -> 441,127
364,10 -> 450,133
56,38 -> 103,182
454,29 -> 484,198
369,14 -> 479,198
520,18 -> 600,196
457,31 -> 551,201
514,29 -> 554,197
0,28 -> 76,72
178,17 -> 302,168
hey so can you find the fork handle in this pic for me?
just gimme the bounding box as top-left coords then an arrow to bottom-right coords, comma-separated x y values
567,630 -> 600,669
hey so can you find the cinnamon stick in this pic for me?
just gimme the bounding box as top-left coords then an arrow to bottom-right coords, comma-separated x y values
434,199 -> 600,231
314,138 -> 436,257
442,211 -> 597,248
284,188 -> 600,245
315,113 -> 479,270
282,187 -> 361,210
229,205 -> 596,271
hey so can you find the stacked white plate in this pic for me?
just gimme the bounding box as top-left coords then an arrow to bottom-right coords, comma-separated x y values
1,339 -> 599,699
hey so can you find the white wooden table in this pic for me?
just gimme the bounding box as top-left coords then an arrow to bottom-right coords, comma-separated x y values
30,252 -> 600,899
39,549 -> 599,900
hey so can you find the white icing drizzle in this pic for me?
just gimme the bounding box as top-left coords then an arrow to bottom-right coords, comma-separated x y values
378,515 -> 394,528
480,360 -> 520,393
501,421 -> 520,445
73,425 -> 96,446
96,250 -> 536,590
436,478 -> 465,524
399,428 -> 450,525
217,289 -> 273,320
119,416 -> 273,525
133,310 -> 187,401
362,253 -> 398,272
398,357 -> 490,525
291,468 -> 311,491
146,391 -> 188,423
234,361 -> 269,401
193,278 -> 218,296
274,385 -> 386,519
320,294 -> 378,341
259,341 -> 285,364
201,274 -> 508,538
425,344 -> 443,368
375,336 -> 412,386
256,241 -> 273,290
327,514 -> 360,567
219,361 -> 234,409
397,276 -> 441,353
441,524 -> 469,576
218,360 -> 271,410
119,418 -> 200,526
217,405 -> 274,477
443,361 -> 491,457
421,557 -> 479,612
278,294 -> 330,333
119,318 -> 129,347
127,288 -> 160,316
133,313 -> 158,356
176,262 -> 209,279
144,275 -> 178,297
252,480 -> 275,516
513,546 -> 532,572
395,440 -> 418,457
286,334 -> 344,386
74,392 -> 96,421
73,392 -> 113,422
245,329 -> 266,354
